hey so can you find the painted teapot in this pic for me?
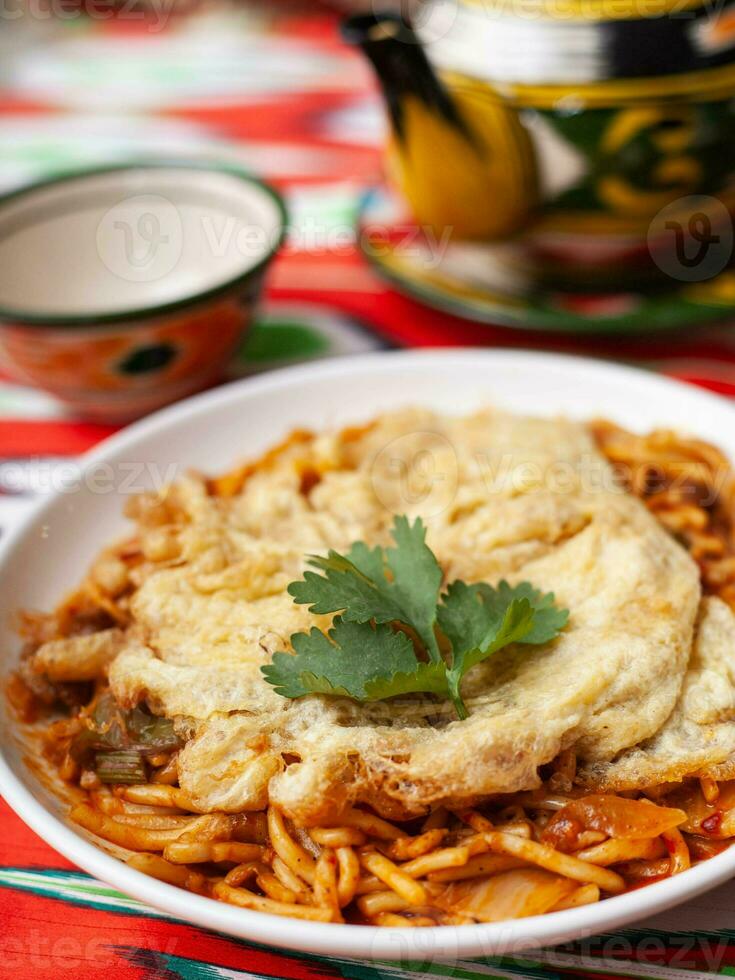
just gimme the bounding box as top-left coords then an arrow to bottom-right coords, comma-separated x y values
344,2 -> 735,286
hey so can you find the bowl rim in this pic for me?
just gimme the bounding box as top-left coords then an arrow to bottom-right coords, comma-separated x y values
4,348 -> 735,961
0,160 -> 288,329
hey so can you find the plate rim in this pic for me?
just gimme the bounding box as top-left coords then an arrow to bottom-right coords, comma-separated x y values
3,347 -> 735,961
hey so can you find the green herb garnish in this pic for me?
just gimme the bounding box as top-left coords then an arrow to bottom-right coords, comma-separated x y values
261,517 -> 569,719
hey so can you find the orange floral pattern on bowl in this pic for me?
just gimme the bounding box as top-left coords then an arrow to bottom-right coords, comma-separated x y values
0,296 -> 249,423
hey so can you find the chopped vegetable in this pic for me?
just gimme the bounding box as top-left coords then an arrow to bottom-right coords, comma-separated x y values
663,782 -> 735,839
435,868 -> 578,922
262,516 -> 569,718
125,706 -> 181,754
95,751 -> 147,785
542,795 -> 686,849
69,692 -> 180,782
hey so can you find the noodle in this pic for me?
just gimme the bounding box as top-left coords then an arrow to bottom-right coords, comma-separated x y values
662,827 -> 692,875
272,856 -> 313,901
224,861 -> 270,888
258,869 -> 303,906
398,844 -> 474,878
574,837 -> 665,866
52,719 -> 735,923
592,420 -> 735,609
337,808 -> 404,840
356,890 -> 410,917
163,841 -> 262,865
212,881 -> 333,921
12,419 -> 735,927
335,846 -> 361,908
127,852 -> 207,893
314,850 -> 343,922
358,849 -> 428,906
309,827 -> 367,848
267,806 -> 317,885
385,828 -> 448,861
481,832 -> 626,893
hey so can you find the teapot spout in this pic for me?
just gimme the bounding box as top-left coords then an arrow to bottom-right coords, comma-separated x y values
342,11 -> 537,241
342,12 -> 473,148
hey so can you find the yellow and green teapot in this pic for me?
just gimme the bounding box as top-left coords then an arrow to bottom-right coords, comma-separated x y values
344,1 -> 735,286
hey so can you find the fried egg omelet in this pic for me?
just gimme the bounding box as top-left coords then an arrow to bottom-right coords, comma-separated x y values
35,409 -> 735,824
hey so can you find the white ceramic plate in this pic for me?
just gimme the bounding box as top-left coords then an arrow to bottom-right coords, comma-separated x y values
3,349 -> 735,963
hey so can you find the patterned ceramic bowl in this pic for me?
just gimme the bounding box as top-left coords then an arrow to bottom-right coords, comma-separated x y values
0,163 -> 287,422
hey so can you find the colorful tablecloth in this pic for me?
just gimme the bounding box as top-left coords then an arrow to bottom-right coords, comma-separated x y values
2,4 -> 735,976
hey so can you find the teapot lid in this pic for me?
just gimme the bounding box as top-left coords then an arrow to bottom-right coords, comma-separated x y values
450,0 -> 709,18
417,0 -> 735,87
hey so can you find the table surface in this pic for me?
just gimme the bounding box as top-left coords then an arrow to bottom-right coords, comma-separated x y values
2,3 -> 735,977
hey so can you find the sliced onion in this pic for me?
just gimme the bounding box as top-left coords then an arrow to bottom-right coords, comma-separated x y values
543,795 -> 685,846
435,868 -> 577,923
664,781 -> 735,839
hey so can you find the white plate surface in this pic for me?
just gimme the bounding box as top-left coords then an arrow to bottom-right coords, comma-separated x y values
2,349 -> 735,962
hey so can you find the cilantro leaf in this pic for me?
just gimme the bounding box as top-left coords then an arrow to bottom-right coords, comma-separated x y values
261,617 -> 428,700
436,581 -> 505,661
288,516 -> 444,664
263,517 -> 570,720
438,580 -> 569,718
364,659 -> 449,700
487,581 -> 570,644
288,543 -> 400,624
383,516 -> 444,663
